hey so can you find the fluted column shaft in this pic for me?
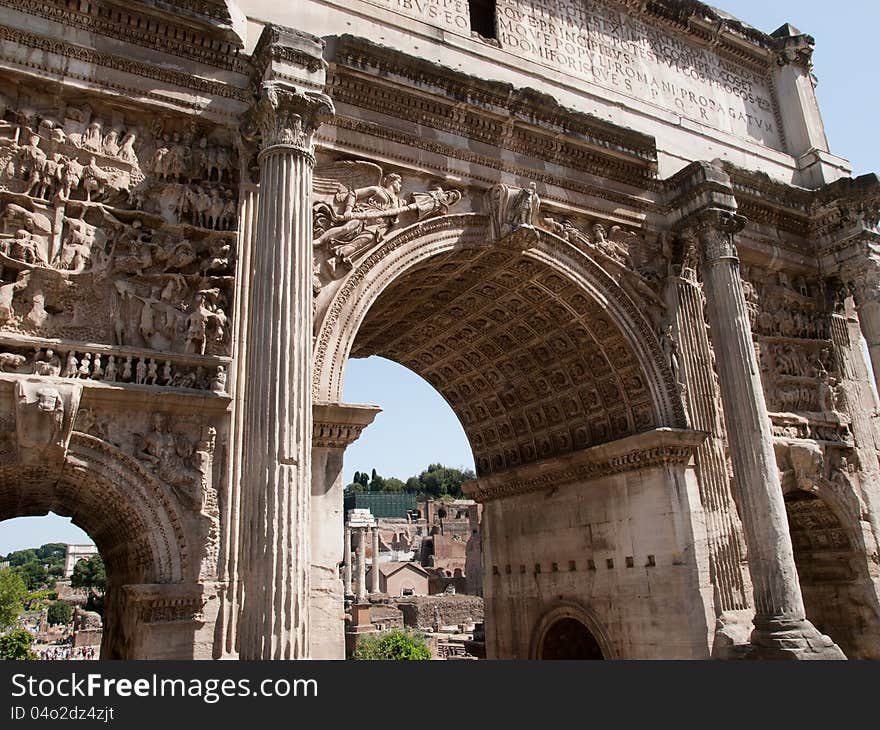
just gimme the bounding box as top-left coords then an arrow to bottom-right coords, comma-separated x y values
239,83 -> 333,659
356,530 -> 367,602
371,527 -> 381,594
693,210 -> 842,655
850,268 -> 880,390
343,526 -> 352,596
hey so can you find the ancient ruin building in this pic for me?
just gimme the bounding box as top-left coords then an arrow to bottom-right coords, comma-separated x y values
0,0 -> 878,660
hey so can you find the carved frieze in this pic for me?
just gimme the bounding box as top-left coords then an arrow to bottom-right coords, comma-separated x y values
0,82 -> 237,362
312,160 -> 461,290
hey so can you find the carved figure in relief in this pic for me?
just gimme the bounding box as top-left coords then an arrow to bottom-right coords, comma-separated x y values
191,137 -> 209,182
33,348 -> 61,376
26,292 -> 48,328
135,357 -> 147,385
118,132 -> 138,166
210,365 -> 226,393
0,353 -> 26,372
80,121 -> 103,154
121,356 -> 132,382
661,324 -> 682,385
146,358 -> 158,385
61,351 -> 78,379
82,157 -> 110,202
91,354 -> 103,380
312,162 -> 462,272
105,355 -> 117,382
184,291 -> 224,356
165,133 -> 187,180
58,157 -> 84,201
77,353 -> 91,379
37,153 -> 63,200
102,129 -> 120,158
150,135 -> 171,180
513,183 -> 540,226
17,135 -> 46,196
136,413 -> 202,506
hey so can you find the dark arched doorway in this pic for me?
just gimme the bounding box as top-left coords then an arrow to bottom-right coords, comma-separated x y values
540,618 -> 605,660
783,489 -> 869,658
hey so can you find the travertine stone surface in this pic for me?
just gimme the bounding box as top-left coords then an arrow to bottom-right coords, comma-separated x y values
0,0 -> 878,661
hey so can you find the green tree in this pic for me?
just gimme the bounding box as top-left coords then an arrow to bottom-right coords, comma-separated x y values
383,477 -> 405,493
70,555 -> 106,593
14,561 -> 51,591
0,629 -> 36,660
0,568 -> 28,628
404,477 -> 421,493
6,549 -> 37,568
369,473 -> 386,492
415,463 -> 476,498
353,629 -> 431,660
47,601 -> 73,626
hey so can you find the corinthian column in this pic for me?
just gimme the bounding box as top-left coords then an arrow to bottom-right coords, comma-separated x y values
686,208 -> 844,659
848,264 -> 880,391
238,75 -> 334,659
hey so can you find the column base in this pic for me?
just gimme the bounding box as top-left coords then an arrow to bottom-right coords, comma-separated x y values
739,619 -> 846,660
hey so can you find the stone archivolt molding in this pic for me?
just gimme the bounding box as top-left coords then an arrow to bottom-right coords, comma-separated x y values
0,430 -> 190,584
464,428 -> 705,503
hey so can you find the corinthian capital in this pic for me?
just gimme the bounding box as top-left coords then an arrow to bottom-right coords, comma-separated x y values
844,257 -> 880,307
680,208 -> 746,263
251,82 -> 334,160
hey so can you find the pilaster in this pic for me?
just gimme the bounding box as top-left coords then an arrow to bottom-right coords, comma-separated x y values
311,402 -> 380,659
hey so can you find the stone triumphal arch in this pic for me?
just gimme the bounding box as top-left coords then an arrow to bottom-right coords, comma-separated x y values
0,0 -> 879,659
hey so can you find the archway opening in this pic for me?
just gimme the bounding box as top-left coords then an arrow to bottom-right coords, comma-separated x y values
0,514 -> 103,660
0,444 -> 186,659
540,617 -> 605,660
346,245 -> 659,478
784,490 -> 865,657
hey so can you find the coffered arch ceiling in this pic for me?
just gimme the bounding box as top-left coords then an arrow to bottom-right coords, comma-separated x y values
318,215 -> 684,478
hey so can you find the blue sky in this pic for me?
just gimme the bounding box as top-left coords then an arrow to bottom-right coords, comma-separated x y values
2,0 -> 877,555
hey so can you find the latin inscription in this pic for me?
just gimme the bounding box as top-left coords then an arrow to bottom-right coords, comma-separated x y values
497,0 -> 780,145
360,0 -> 471,33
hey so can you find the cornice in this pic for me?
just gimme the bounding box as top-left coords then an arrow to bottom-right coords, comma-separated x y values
0,24 -> 250,108
317,116 -> 655,219
0,0 -> 245,72
326,35 -> 658,173
464,428 -> 705,503
312,402 -> 381,449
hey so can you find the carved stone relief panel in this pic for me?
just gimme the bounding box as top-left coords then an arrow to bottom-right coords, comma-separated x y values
742,264 -> 850,444
539,212 -> 667,331
0,80 -> 237,359
312,158 -> 462,292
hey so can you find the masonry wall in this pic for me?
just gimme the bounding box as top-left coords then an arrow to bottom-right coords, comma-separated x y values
482,463 -> 715,659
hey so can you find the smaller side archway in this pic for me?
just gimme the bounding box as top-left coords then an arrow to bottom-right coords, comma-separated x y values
0,431 -> 201,658
530,603 -> 615,661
